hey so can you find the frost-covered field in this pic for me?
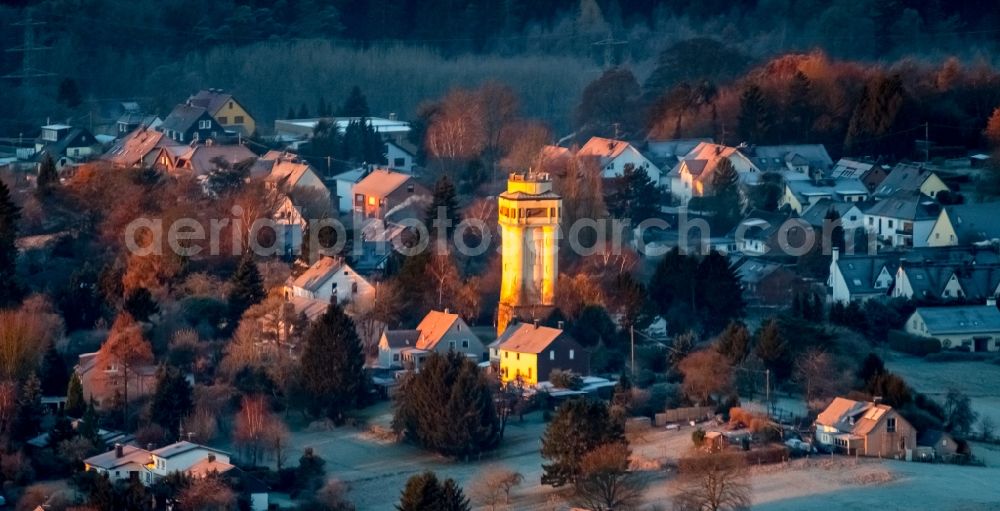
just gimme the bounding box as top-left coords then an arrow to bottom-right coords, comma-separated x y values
886,353 -> 1000,429
282,400 -> 1000,510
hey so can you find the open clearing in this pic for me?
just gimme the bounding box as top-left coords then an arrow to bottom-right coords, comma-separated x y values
885,352 -> 1000,428
284,401 -> 1000,510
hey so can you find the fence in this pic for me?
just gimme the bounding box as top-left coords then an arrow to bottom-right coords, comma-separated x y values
655,406 -> 714,426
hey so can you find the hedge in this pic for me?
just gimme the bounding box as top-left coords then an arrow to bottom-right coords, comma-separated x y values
888,330 -> 941,357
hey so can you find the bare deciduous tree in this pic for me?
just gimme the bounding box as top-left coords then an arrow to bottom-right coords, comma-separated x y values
793,349 -> 847,410
673,453 -> 752,511
177,475 -> 236,511
678,350 -> 734,406
96,313 -> 153,422
573,443 -> 646,511
469,467 -> 524,511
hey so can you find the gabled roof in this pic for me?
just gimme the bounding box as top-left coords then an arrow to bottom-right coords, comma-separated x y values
863,190 -> 940,221
816,397 -> 890,437
945,203 -> 1000,243
383,329 -> 421,349
187,89 -> 236,115
875,163 -> 940,197
918,429 -> 953,447
786,178 -> 868,203
496,322 -> 567,354
286,296 -> 329,322
103,127 -> 179,167
83,445 -> 150,470
671,142 -> 755,184
577,136 -> 634,164
830,158 -> 877,180
174,144 -> 257,175
415,310 -> 460,350
160,104 -> 211,133
150,441 -> 229,459
353,168 -> 414,198
914,305 -> 1000,335
748,144 -> 832,172
292,256 -> 345,292
836,253 -> 900,296
736,259 -> 787,284
260,151 -> 315,187
800,199 -> 862,228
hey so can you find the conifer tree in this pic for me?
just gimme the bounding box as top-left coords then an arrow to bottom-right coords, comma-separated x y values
48,410 -> 77,447
12,374 -> 44,441
737,83 -> 772,143
66,372 -> 85,417
708,158 -> 742,232
426,175 -> 459,239
607,163 -> 661,223
0,180 -> 21,306
150,366 -> 194,437
540,398 -> 625,487
301,301 -> 368,421
396,471 -> 469,511
79,399 -> 104,449
695,250 -> 744,335
37,153 -> 59,194
40,342 -> 70,396
715,321 -> 750,366
754,319 -> 787,379
340,86 -> 370,117
228,254 -> 265,323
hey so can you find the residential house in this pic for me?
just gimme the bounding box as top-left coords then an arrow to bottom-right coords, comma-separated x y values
187,89 -> 257,136
286,256 -> 374,306
744,144 -> 833,180
799,199 -> 865,233
34,124 -> 101,167
496,321 -> 588,385
332,167 -> 366,214
258,150 -> 330,199
385,140 -> 417,173
828,249 -> 898,303
875,163 -> 950,199
577,136 -> 663,184
892,260 -> 1000,302
780,178 -> 868,214
814,397 -> 916,458
352,168 -> 430,220
157,144 -> 257,176
862,190 -> 940,248
273,195 -> 307,256
82,443 -> 154,483
917,430 -> 960,461
735,259 -> 803,306
732,210 -> 809,257
926,202 -> 1000,247
644,137 -> 711,170
85,441 -> 232,484
668,142 -> 760,204
115,111 -> 161,137
74,352 -> 158,409
158,104 -> 222,144
377,310 -> 487,370
904,304 -> 1000,352
829,158 -> 889,192
102,127 -> 180,169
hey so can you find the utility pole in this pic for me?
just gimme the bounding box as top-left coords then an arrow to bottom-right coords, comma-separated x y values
765,369 -> 771,415
592,35 -> 627,69
924,122 -> 930,163
629,325 -> 635,378
5,8 -> 55,94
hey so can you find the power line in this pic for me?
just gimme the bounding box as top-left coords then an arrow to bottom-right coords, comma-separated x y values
5,8 -> 54,84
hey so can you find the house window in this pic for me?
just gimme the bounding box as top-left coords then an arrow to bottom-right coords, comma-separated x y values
352,282 -> 358,294
394,157 -> 406,168
887,417 -> 896,433
199,120 -> 211,129
393,353 -> 399,361
516,353 -> 520,361
549,351 -> 555,360
868,217 -> 873,225
569,349 -> 575,360
407,183 -> 415,193
527,367 -> 532,379
462,340 -> 469,348
888,220 -> 894,228
217,116 -> 228,124
229,101 -> 234,110
504,352 -> 508,359
234,115 -> 245,124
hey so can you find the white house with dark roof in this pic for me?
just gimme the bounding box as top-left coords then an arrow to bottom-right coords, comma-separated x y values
905,305 -> 1000,352
799,199 -> 865,232
84,441 -> 231,486
577,136 -> 662,183
863,190 -> 940,248
828,249 -> 898,303
376,310 -> 486,369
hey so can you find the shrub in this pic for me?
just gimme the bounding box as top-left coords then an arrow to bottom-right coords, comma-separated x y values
691,428 -> 706,447
888,330 -> 941,356
741,445 -> 789,465
549,369 -> 584,390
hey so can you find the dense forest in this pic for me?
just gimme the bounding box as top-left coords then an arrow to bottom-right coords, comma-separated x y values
2,0 -> 1000,136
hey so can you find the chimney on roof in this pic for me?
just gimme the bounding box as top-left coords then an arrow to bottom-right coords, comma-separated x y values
873,396 -> 883,404
715,146 -> 722,155
208,453 -> 216,463
557,320 -> 564,330
388,112 -> 397,121
444,308 -> 450,314
115,444 -> 123,458
533,318 -> 540,329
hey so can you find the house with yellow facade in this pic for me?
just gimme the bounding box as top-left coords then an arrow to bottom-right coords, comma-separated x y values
187,89 -> 257,136
496,321 -> 588,385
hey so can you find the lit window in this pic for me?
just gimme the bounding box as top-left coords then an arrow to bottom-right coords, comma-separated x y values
368,196 -> 376,206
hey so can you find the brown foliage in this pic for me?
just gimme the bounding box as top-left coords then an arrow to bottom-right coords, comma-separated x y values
678,350 -> 734,406
177,475 -> 237,511
573,443 -> 646,511
468,467 -> 524,511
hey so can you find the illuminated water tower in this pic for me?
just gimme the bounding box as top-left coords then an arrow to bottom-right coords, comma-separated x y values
497,172 -> 561,335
